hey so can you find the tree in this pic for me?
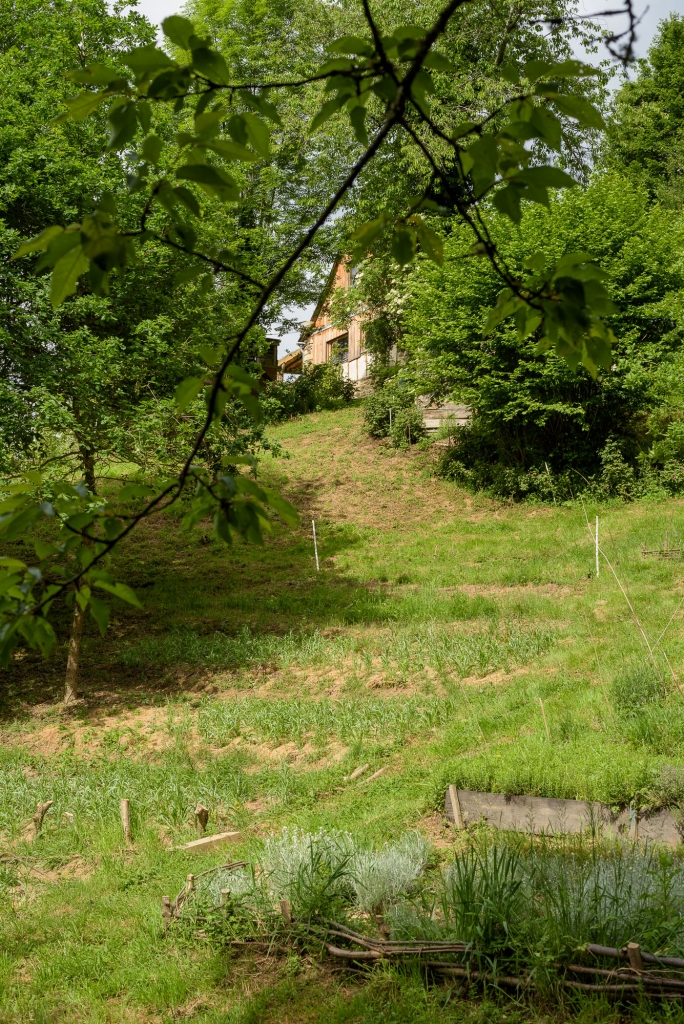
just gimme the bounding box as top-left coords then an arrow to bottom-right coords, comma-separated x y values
0,0 -> 288,700
0,0 -> 638,673
399,172 -> 684,498
607,14 -> 684,204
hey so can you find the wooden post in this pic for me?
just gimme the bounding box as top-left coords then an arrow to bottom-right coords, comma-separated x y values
161,895 -> 173,928
220,888 -> 231,906
629,804 -> 638,841
544,462 -> 556,504
448,785 -> 464,829
120,798 -> 131,843
32,800 -> 53,838
194,803 -> 209,837
280,898 -> 292,922
539,698 -> 551,742
627,942 -> 643,972
312,520 -> 320,572
186,873 -> 195,894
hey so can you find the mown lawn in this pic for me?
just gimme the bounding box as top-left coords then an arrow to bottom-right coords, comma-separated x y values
2,405 -> 684,1022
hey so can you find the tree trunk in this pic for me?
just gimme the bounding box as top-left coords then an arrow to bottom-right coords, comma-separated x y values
80,445 -> 96,493
64,594 -> 85,704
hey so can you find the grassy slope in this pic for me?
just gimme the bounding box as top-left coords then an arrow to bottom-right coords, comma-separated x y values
2,405 -> 684,1022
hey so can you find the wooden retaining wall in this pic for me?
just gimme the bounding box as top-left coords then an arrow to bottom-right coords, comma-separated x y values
444,787 -> 681,846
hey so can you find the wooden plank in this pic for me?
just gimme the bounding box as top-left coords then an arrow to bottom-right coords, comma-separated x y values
177,831 -> 242,853
447,785 -> 464,829
443,789 -> 681,845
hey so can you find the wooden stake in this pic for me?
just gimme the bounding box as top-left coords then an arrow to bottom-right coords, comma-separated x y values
627,942 -> 643,972
220,888 -> 231,906
186,873 -> 195,894
539,698 -> 551,742
448,785 -> 464,829
32,800 -> 53,838
312,519 -> 320,572
544,462 -> 556,504
120,798 -> 131,843
280,898 -> 292,922
161,895 -> 173,928
194,803 -> 209,837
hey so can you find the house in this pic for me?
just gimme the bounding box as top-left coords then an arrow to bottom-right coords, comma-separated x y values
299,261 -> 372,384
289,260 -> 471,432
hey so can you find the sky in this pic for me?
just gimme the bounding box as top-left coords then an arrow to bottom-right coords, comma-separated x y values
130,0 -> 684,353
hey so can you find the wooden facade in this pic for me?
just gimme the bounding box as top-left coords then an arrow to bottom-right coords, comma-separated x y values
300,262 -> 370,382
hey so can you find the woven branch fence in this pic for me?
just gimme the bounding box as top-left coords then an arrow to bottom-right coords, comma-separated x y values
163,863 -> 684,1003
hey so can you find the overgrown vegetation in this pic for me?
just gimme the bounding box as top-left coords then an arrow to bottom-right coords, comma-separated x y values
2,407 -> 684,1020
263,364 -> 356,422
345,17 -> 684,500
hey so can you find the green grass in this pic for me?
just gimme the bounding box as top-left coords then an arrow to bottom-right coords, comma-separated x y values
4,406 -> 684,1021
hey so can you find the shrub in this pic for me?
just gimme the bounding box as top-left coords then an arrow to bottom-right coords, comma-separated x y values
653,764 -> 684,807
262,363 -> 355,422
364,376 -> 426,447
363,375 -> 415,438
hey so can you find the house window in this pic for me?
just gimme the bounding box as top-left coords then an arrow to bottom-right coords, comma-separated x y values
328,334 -> 349,364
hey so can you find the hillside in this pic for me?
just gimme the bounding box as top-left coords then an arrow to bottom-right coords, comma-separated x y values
2,405 -> 684,1022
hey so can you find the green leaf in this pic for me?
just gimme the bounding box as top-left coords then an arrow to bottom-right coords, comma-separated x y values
51,244 -> 89,307
137,101 -> 152,134
191,47 -> 229,84
351,215 -> 388,259
492,184 -> 523,223
223,364 -> 260,389
550,94 -> 605,129
0,557 -> 26,572
13,226 -> 63,259
173,186 -> 201,217
310,94 -> 347,133
238,90 -> 282,126
262,488 -> 299,527
175,376 -> 204,411
141,134 -> 163,164
414,222 -> 443,265
199,346 -> 222,367
35,230 -> 81,272
67,64 -> 122,86
108,102 -> 138,151
514,166 -> 576,189
500,64 -> 520,84
1,505 -> 40,542
92,580 -> 142,608
64,91 -> 106,121
423,50 -> 456,72
34,542 -> 58,560
174,264 -> 206,287
89,596 -> 110,636
349,106 -> 368,146
328,34 -> 374,56
118,483 -> 155,501
162,15 -> 195,49
176,164 -> 240,201
391,227 -> 416,266
122,45 -> 176,74
242,113 -> 270,159
206,140 -> 260,162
